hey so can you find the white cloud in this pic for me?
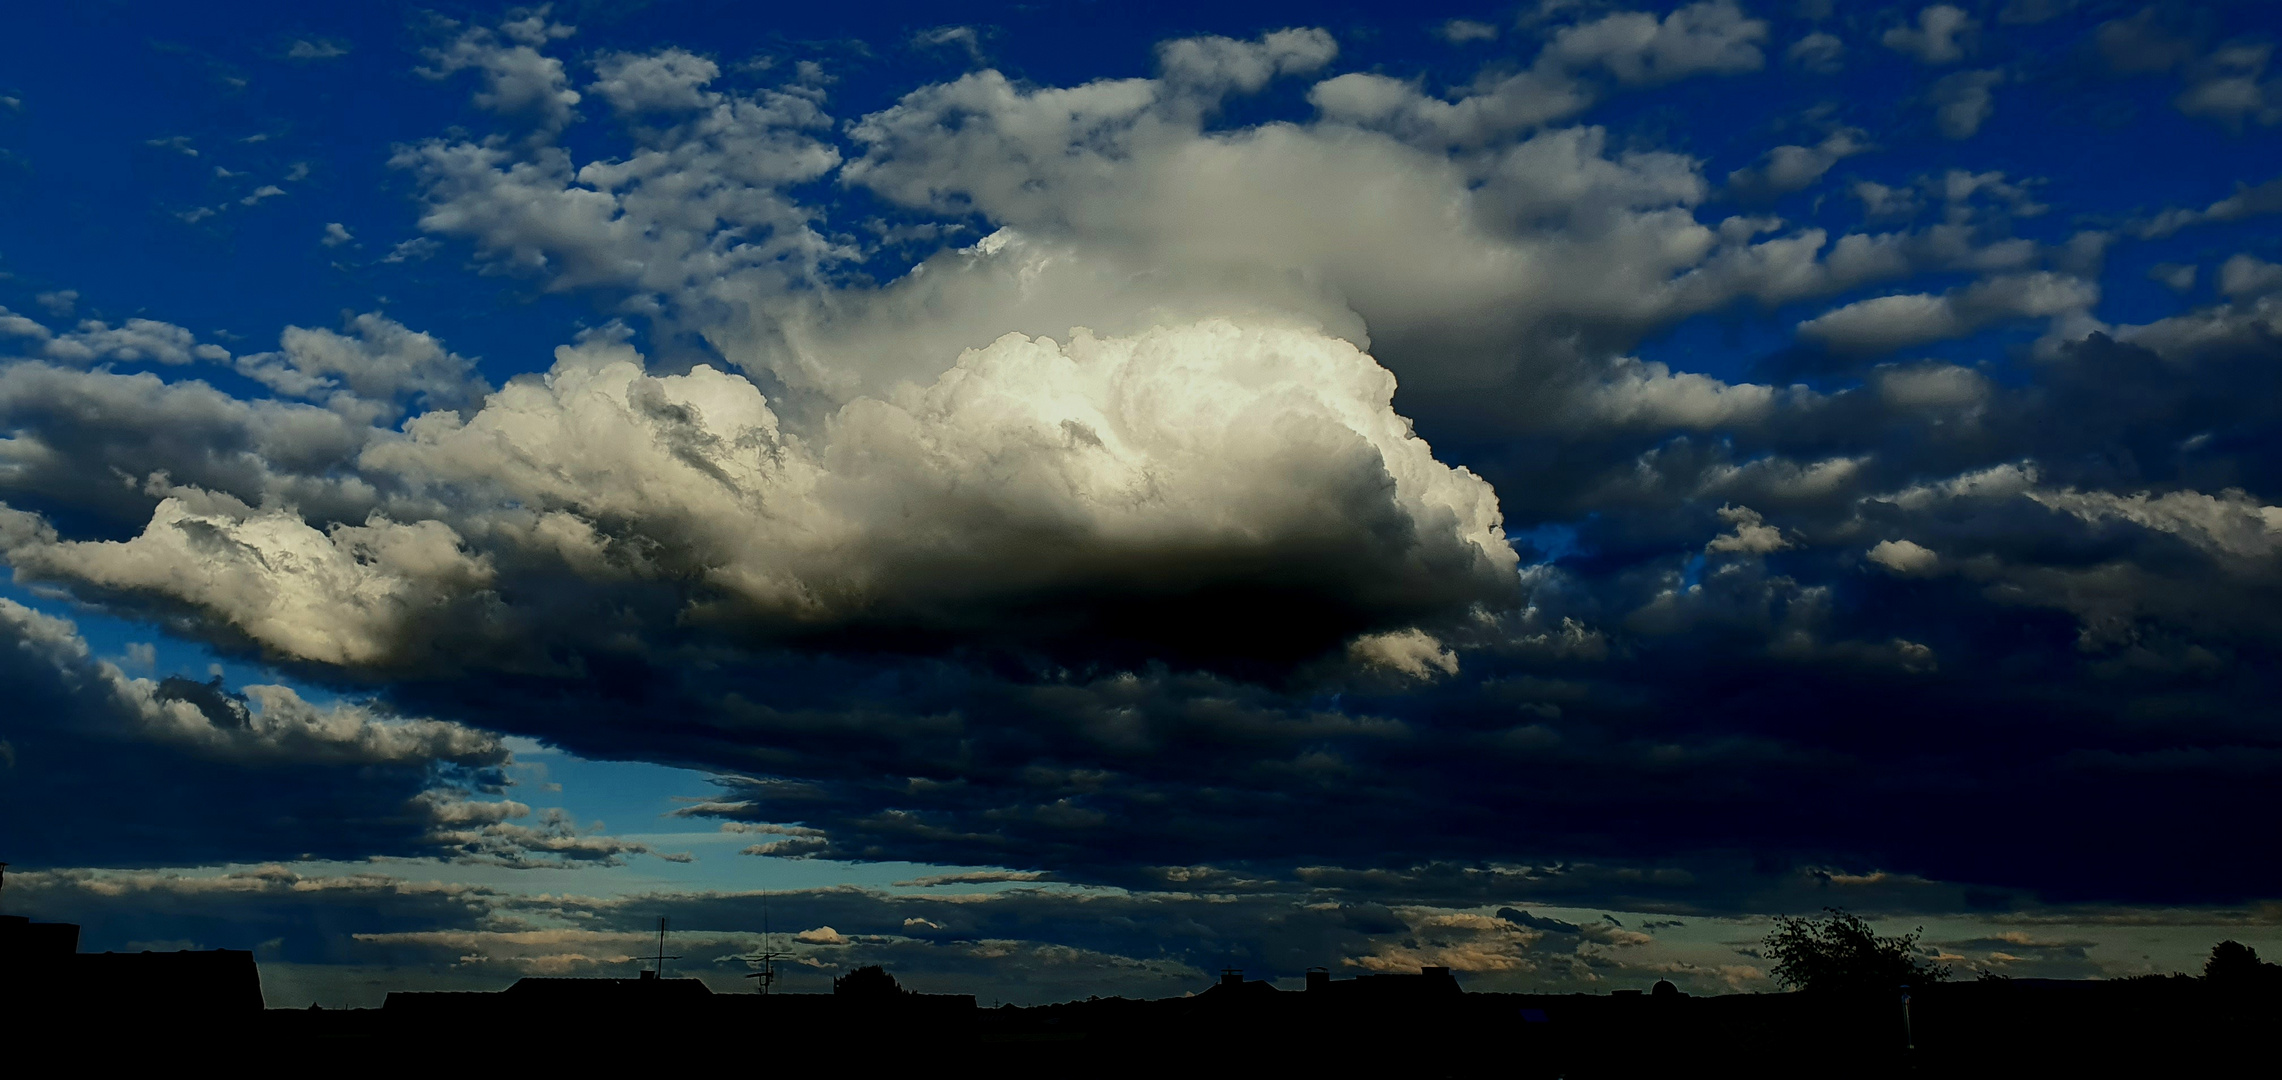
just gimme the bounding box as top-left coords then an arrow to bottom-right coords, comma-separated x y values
1929,69 -> 2004,138
1349,628 -> 1460,680
232,313 -> 490,420
2176,43 -> 2281,128
351,321 -> 1516,642
1156,28 -> 1338,98
2148,263 -> 2196,293
1583,357 -> 1778,430
2133,175 -> 2282,239
394,72 -> 842,305
589,49 -> 721,114
39,317 -> 230,366
0,307 -> 50,341
0,596 -> 503,765
1797,272 -> 2097,353
1309,2 -> 1763,148
1883,5 -> 1976,65
1438,20 -> 1499,45
321,222 -> 355,247
1726,128 -> 1866,201
1867,539 -> 1940,575
0,490 -> 494,667
420,12 -> 582,133
1705,504 -> 1791,555
2217,254 -> 2282,301
1874,362 -> 1988,410
2027,488 -> 2282,561
1545,0 -> 1768,86
1787,32 -> 1844,74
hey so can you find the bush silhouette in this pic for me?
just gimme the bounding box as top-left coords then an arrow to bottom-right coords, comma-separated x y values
1762,908 -> 1950,994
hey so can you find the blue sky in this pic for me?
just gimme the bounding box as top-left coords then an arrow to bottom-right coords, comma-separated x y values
5,0 -> 2282,1006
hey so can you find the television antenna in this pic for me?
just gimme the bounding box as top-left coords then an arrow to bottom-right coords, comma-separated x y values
739,896 -> 788,996
646,916 -> 681,979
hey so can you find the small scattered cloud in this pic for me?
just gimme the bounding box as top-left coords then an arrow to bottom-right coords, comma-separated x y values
286,39 -> 350,61
2149,263 -> 2196,293
383,237 -> 441,263
1883,5 -> 1977,65
1787,31 -> 1844,74
1929,68 -> 2005,138
1438,19 -> 1499,45
911,26 -> 987,62
1867,539 -> 1941,575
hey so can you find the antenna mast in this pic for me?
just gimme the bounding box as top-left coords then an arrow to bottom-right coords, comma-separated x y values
648,916 -> 681,979
740,893 -> 787,996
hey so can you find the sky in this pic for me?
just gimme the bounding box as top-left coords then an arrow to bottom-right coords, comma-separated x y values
2,0 -> 2280,1007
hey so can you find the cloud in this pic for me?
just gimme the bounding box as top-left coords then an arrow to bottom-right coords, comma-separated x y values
1725,129 -> 1866,201
11,4 -> 2282,927
320,222 -> 355,247
1866,539 -> 1940,575
1,491 -> 496,668
1929,69 -> 2004,138
1156,28 -> 1337,97
589,49 -> 721,114
1349,628 -> 1461,680
1438,20 -> 1499,46
912,26 -> 987,62
286,39 -> 349,61
37,317 -> 230,366
1308,2 -> 1764,148
1704,505 -> 1791,555
2149,263 -> 2196,293
0,598 -> 512,867
231,312 -> 490,420
2175,43 -> 2281,128
419,11 -> 582,133
1545,1 -> 1768,86
1883,5 -> 1977,65
2133,175 -> 2282,239
1786,32 -> 1844,74
1796,272 -> 2097,354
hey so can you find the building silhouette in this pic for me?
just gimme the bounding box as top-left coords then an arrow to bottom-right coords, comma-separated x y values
2,914 -> 263,1013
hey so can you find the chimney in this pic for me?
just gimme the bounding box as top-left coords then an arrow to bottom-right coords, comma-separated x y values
1306,967 -> 1329,992
1221,967 -> 1244,988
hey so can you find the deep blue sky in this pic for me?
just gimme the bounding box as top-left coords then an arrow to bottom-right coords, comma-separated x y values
3,0 -> 2280,1005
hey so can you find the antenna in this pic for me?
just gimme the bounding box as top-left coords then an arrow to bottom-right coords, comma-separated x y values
647,916 -> 680,979
739,893 -> 788,996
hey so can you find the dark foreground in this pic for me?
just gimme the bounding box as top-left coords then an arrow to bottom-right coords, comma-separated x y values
23,976 -> 2279,1075
9,916 -> 2275,1074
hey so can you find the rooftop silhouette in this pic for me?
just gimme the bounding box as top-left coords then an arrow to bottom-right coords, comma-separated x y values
7,901 -> 2278,1075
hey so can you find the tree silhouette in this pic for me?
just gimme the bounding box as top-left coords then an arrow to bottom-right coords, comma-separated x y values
833,964 -> 905,997
2204,941 -> 2282,992
1761,908 -> 1950,994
